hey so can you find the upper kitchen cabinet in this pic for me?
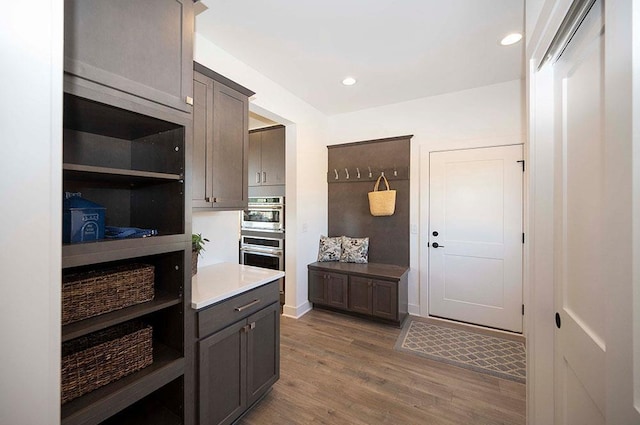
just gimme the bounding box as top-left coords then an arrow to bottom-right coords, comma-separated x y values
248,126 -> 286,187
64,0 -> 194,113
193,63 -> 255,211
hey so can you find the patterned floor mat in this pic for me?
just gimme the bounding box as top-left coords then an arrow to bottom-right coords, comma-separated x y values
394,318 -> 526,383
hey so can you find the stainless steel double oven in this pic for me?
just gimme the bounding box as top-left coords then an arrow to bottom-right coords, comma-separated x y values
241,196 -> 284,232
240,197 -> 285,300
240,232 -> 284,272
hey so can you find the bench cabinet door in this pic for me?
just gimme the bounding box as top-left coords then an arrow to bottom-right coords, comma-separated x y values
308,270 -> 328,305
372,279 -> 398,320
348,276 -> 373,315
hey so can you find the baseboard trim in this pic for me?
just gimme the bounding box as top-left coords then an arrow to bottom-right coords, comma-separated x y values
282,301 -> 312,319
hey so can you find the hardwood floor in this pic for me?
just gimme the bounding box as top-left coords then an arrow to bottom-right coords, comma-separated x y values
239,309 -> 526,425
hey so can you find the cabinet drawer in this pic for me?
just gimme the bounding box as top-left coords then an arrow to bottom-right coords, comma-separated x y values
198,281 -> 279,338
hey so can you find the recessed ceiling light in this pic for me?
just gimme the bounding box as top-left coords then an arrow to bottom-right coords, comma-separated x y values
342,77 -> 357,86
500,33 -> 523,46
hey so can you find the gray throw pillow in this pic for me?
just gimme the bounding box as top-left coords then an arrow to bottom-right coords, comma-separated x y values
317,235 -> 342,262
340,236 -> 369,263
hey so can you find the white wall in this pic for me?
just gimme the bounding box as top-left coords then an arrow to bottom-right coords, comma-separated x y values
0,1 -> 63,424
328,79 -> 525,315
193,33 -> 329,317
193,211 -> 242,266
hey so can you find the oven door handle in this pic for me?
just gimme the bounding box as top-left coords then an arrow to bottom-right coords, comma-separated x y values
241,247 -> 283,256
246,206 -> 283,211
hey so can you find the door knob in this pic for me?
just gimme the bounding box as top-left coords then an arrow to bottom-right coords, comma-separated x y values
432,242 -> 444,248
432,231 -> 439,237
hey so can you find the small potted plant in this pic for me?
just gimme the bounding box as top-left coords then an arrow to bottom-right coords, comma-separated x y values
191,233 -> 209,276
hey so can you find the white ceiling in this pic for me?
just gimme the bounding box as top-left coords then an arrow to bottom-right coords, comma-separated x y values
196,0 -> 525,116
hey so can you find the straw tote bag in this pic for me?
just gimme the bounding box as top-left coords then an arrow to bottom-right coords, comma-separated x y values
368,174 -> 396,216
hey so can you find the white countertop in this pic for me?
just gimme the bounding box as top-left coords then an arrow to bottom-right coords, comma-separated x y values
191,262 -> 285,310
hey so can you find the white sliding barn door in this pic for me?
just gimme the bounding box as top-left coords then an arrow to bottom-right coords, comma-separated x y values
552,1 -> 606,423
429,145 -> 523,332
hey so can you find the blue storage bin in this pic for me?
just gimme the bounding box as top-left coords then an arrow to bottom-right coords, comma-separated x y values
63,192 -> 106,243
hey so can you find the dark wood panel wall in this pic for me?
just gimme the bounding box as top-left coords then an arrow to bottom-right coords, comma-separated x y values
327,136 -> 412,267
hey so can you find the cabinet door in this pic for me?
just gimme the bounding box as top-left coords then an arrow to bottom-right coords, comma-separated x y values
372,279 -> 398,320
64,0 -> 193,113
248,132 -> 262,187
192,71 -> 214,208
210,81 -> 249,209
308,270 -> 328,304
259,126 -> 286,186
326,273 -> 348,309
348,276 -> 373,314
199,320 -> 247,425
246,302 -> 280,406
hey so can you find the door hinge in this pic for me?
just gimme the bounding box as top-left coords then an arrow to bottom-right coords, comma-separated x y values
522,233 -> 525,244
522,304 -> 525,315
517,160 -> 525,172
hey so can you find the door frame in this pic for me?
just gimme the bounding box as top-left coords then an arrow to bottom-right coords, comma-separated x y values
526,0 -> 639,423
421,143 -> 526,334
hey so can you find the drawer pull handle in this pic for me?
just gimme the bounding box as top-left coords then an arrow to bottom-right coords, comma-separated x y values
235,299 -> 261,312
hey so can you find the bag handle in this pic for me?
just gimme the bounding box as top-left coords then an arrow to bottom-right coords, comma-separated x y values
373,174 -> 390,191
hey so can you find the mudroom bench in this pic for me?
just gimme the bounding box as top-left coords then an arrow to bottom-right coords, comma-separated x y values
307,261 -> 408,327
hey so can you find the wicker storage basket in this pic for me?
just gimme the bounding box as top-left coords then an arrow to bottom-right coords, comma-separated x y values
62,264 -> 155,325
61,322 -> 153,404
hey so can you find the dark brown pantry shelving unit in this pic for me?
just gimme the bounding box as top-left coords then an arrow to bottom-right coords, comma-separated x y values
61,1 -> 196,422
60,89 -> 193,425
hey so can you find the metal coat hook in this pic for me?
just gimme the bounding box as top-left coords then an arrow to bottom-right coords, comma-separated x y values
381,171 -> 385,177
344,168 -> 349,179
368,166 -> 372,178
393,167 -> 398,177
334,169 -> 339,180
356,168 -> 361,179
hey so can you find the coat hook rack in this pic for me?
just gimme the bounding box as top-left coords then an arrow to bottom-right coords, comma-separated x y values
344,168 -> 349,179
368,166 -> 372,178
356,168 -> 361,179
334,169 -> 339,180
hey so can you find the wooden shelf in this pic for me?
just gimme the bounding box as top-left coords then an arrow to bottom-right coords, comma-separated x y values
64,163 -> 183,185
101,397 -> 182,425
63,93 -> 182,140
62,292 -> 182,342
62,235 -> 188,269
61,343 -> 185,425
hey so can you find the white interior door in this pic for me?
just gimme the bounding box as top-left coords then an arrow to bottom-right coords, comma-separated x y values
552,1 -> 606,424
429,145 -> 523,332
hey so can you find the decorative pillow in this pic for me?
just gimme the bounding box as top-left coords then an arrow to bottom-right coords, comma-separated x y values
340,236 -> 369,263
317,236 -> 342,262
